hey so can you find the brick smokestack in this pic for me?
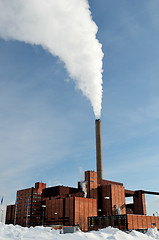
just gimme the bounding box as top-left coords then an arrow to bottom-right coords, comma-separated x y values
95,119 -> 103,179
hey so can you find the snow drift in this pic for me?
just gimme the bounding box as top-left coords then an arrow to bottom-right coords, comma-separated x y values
1,223 -> 159,240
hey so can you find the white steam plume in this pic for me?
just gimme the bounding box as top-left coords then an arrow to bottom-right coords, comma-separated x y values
0,0 -> 103,118
80,181 -> 87,198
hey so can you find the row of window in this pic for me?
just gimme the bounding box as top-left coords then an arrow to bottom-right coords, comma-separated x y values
17,197 -> 22,200
25,192 -> 31,195
25,196 -> 31,199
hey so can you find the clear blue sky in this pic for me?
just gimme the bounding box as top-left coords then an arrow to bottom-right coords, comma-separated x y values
0,0 -> 159,215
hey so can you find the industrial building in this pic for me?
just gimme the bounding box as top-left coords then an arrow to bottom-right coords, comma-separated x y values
5,120 -> 159,231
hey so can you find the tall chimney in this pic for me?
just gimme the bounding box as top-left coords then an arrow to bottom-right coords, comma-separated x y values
95,119 -> 103,179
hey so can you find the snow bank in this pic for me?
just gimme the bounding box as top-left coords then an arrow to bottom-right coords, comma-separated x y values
0,223 -> 159,240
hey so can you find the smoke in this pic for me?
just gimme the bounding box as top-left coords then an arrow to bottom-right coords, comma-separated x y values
0,0 -> 103,119
80,181 -> 87,198
79,168 -> 87,198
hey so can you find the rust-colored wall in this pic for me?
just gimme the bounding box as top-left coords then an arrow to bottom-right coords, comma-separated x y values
99,185 -> 111,216
45,197 -> 64,225
127,214 -> 159,230
98,178 -> 123,186
15,188 -> 32,227
44,197 -> 74,226
44,196 -> 97,231
5,205 -> 15,224
14,182 -> 45,227
111,185 -> 126,215
85,171 -> 125,217
133,191 -> 146,215
98,184 -> 125,216
31,188 -> 43,226
65,197 -> 74,226
35,182 -> 46,193
89,214 -> 159,231
70,192 -> 84,197
74,197 -> 97,231
42,186 -> 79,199
85,171 -> 98,199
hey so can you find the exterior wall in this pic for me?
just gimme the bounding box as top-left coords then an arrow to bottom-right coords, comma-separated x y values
133,191 -> 146,215
44,196 -> 97,231
65,197 -> 74,226
74,197 -> 97,231
70,192 -> 84,197
127,214 -> 159,230
88,215 -> 127,231
14,182 -> 46,227
15,187 -> 32,227
85,171 -> 98,199
88,214 -> 159,231
111,185 -> 126,215
100,185 -> 111,216
44,197 -> 64,226
98,179 -> 123,187
5,205 -> 15,224
42,186 -> 68,198
30,188 -> 43,226
98,184 -> 126,216
35,182 -> 46,193
85,171 -> 126,217
44,197 -> 75,227
42,186 -> 79,199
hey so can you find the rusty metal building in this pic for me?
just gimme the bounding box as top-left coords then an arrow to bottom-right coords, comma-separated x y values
5,120 -> 159,231
6,182 -> 46,227
5,169 -> 159,231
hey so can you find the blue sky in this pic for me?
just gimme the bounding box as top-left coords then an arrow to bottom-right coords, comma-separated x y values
0,0 -> 159,215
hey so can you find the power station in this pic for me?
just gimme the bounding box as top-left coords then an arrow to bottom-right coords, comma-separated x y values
5,120 -> 159,231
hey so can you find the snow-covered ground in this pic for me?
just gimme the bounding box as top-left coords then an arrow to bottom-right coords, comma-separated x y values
0,224 -> 159,240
